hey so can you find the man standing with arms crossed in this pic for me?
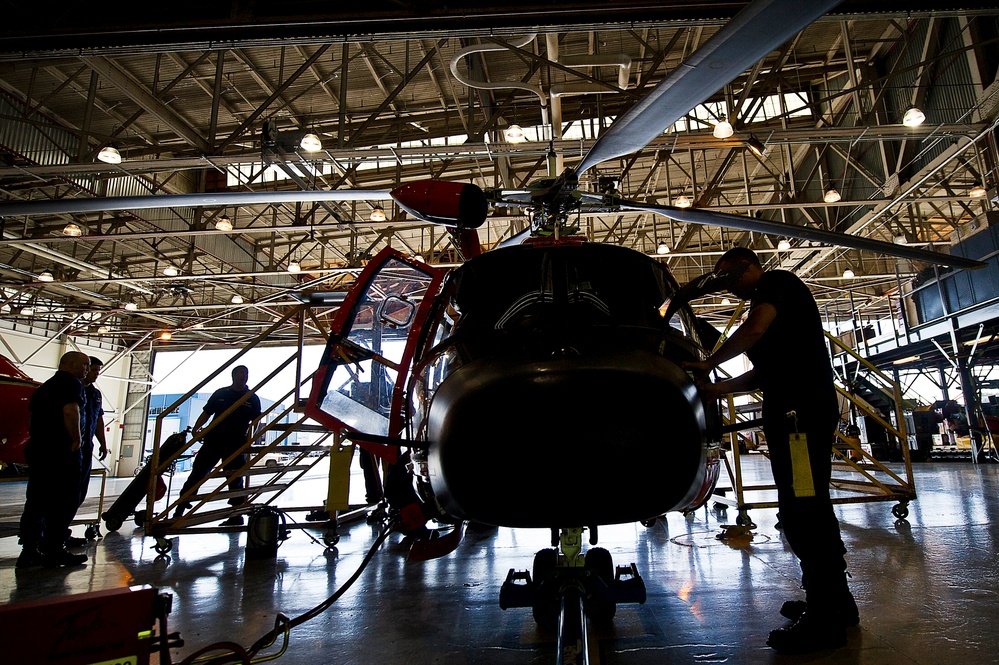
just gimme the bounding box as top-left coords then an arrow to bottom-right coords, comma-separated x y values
683,247 -> 857,653
17,351 -> 90,568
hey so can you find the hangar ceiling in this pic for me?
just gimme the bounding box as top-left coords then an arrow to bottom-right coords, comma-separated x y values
0,1 -> 998,349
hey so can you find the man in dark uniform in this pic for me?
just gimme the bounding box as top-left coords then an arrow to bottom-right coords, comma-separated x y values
174,365 -> 261,526
68,356 -> 109,546
683,247 -> 857,653
16,351 -> 91,568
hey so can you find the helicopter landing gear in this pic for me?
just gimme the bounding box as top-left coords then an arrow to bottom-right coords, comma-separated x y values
153,536 -> 173,556
499,527 -> 646,665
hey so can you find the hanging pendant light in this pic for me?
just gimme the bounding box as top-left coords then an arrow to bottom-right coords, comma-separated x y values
215,214 -> 233,232
62,223 -> 83,237
162,265 -> 179,277
97,145 -> 122,164
712,119 -> 734,139
824,187 -> 842,203
675,195 -> 691,208
777,239 -> 791,251
38,271 -> 54,282
231,294 -> 244,304
902,107 -> 926,127
300,133 -> 322,152
843,268 -> 856,279
504,124 -> 526,144
970,184 -> 987,198
287,261 -> 302,274
370,206 -> 387,222
656,242 -> 671,255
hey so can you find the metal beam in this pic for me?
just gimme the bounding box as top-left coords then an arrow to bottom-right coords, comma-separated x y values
80,56 -> 212,154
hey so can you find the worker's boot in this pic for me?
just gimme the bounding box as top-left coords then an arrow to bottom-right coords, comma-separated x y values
39,548 -> 87,568
767,610 -> 846,653
15,545 -> 42,569
780,591 -> 859,627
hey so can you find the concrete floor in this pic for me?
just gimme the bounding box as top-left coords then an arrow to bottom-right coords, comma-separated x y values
1,458 -> 998,664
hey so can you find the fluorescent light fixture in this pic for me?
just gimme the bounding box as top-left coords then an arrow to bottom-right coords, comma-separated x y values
97,145 -> 122,164
843,268 -> 856,279
970,184 -> 987,198
124,302 -> 138,311
823,187 -> 841,203
231,294 -> 244,304
215,215 -> 233,232
370,206 -> 387,222
504,124 -> 526,144
777,239 -> 791,251
746,134 -> 767,157
159,331 -> 173,341
712,119 -> 734,139
902,107 -> 926,127
300,133 -> 323,152
162,265 -> 179,277
62,223 -> 83,237
38,271 -> 54,282
656,242 -> 671,255
287,262 -> 302,274
675,195 -> 691,208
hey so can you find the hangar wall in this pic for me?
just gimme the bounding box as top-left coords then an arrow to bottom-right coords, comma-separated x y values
0,327 -> 133,476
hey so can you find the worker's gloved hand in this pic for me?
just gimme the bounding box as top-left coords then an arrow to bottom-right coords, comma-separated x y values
697,381 -> 725,403
682,358 -> 713,378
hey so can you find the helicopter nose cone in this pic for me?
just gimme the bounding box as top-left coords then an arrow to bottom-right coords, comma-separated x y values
390,180 -> 487,229
425,348 -> 709,528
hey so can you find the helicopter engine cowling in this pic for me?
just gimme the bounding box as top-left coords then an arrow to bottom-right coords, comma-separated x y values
424,347 -> 709,528
390,180 -> 488,229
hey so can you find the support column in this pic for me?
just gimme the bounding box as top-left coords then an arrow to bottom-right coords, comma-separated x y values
117,348 -> 152,477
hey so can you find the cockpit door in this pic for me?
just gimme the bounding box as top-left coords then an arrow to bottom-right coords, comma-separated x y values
306,248 -> 447,462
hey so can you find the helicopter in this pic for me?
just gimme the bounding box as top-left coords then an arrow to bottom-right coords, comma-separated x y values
0,0 -> 986,659
0,353 -> 40,469
290,0 -> 985,655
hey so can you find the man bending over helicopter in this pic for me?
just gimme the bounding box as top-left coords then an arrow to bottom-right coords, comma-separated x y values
681,247 -> 857,654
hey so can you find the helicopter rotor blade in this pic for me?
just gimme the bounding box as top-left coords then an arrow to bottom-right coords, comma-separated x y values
0,189 -> 394,217
618,199 -> 986,270
576,0 -> 842,175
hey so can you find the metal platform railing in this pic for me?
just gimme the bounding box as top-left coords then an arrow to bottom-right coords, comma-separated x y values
710,329 -> 917,526
136,306 -> 367,555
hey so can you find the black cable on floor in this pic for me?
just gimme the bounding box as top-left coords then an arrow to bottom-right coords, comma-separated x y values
175,518 -> 397,665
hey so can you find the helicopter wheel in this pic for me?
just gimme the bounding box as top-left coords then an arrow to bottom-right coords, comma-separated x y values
84,524 -> 100,541
584,547 -> 613,586
134,512 -> 145,527
735,513 -> 755,528
892,502 -> 909,520
323,531 -> 340,551
640,517 -> 657,528
533,548 -> 558,586
153,536 -> 173,556
583,547 -> 616,624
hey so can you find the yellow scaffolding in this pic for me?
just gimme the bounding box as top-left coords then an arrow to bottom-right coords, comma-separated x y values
710,331 -> 917,525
